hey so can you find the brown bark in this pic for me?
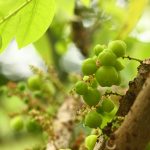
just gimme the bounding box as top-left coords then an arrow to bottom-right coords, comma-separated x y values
71,4 -> 91,56
46,97 -> 78,150
117,59 -> 150,116
106,76 -> 150,150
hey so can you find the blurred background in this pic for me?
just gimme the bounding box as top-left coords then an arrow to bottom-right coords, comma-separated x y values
0,0 -> 150,150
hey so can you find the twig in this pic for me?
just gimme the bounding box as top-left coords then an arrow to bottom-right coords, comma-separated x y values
122,56 -> 142,63
104,91 -> 124,97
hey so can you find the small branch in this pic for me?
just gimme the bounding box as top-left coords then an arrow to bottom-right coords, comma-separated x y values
0,0 -> 32,25
122,56 -> 142,63
46,97 -> 79,149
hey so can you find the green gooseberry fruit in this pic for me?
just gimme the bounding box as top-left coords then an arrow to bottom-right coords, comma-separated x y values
114,60 -> 124,71
96,106 -> 104,114
95,66 -> 118,87
33,91 -> 43,99
92,55 -> 98,62
90,79 -> 98,88
75,81 -> 88,95
26,119 -> 42,133
82,58 -> 97,75
94,44 -> 105,56
27,75 -> 42,90
98,49 -> 117,66
17,82 -> 26,91
85,110 -> 102,128
42,81 -> 55,95
10,116 -> 24,131
101,99 -> 115,113
83,87 -> 101,106
85,135 -> 97,150
115,72 -> 121,85
108,40 -> 126,57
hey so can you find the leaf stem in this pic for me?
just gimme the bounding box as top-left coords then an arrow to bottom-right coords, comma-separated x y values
122,56 -> 143,63
0,0 -> 32,25
104,91 -> 124,97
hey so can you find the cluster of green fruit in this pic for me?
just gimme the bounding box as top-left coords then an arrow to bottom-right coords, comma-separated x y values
27,74 -> 55,97
84,98 -> 115,128
10,115 -> 42,133
82,40 -> 126,87
75,40 -> 126,129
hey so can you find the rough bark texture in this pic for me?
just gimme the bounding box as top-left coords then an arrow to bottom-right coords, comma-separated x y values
117,59 -> 150,116
110,76 -> 150,150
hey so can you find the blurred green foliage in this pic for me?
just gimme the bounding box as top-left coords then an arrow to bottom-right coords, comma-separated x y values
0,0 -> 150,149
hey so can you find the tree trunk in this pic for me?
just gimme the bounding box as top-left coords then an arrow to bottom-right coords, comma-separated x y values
107,76 -> 150,150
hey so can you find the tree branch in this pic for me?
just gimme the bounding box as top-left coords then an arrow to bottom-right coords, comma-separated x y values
107,75 -> 150,150
117,59 -> 150,116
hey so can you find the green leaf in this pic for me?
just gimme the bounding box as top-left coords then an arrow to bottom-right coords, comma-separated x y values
56,0 -> 75,18
0,15 -> 19,52
16,0 -> 55,48
0,36 -> 2,48
34,33 -> 53,65
81,0 -> 90,7
116,0 -> 148,39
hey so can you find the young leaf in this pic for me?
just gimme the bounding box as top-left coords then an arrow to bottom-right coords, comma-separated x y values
16,0 -> 55,48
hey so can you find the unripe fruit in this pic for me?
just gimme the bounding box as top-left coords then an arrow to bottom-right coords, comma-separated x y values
98,49 -> 117,66
17,82 -> 26,91
90,79 -> 98,88
33,91 -> 42,99
82,58 -> 97,75
26,119 -> 42,133
94,44 -> 105,56
114,60 -> 124,71
85,135 -> 97,150
96,106 -> 104,114
95,66 -> 118,87
42,81 -> 55,95
10,116 -> 24,131
108,40 -> 126,57
101,99 -> 115,113
27,75 -> 42,90
115,72 -> 121,85
83,87 -> 101,106
85,110 -> 102,128
92,55 -> 98,62
75,81 -> 88,95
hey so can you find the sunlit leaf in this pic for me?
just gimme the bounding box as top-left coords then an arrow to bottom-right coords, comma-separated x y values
0,15 -> 19,52
34,33 -> 53,65
81,0 -> 90,7
117,0 -> 148,39
0,36 -> 2,48
16,0 -> 55,48
56,0 -> 75,18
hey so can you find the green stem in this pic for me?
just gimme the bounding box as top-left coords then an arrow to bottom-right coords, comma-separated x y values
122,56 -> 142,63
0,0 -> 32,25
